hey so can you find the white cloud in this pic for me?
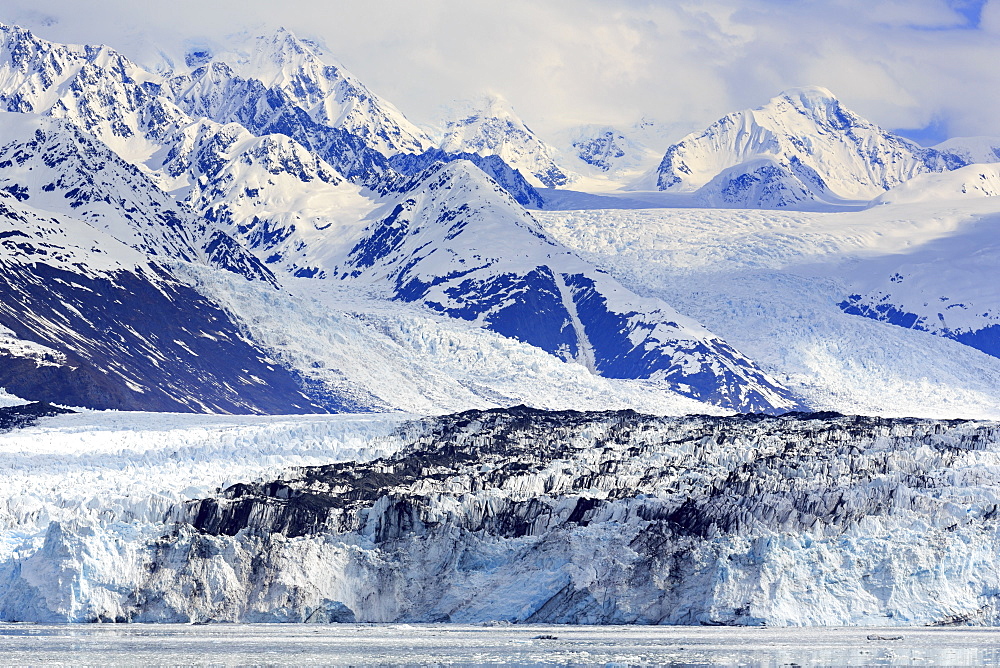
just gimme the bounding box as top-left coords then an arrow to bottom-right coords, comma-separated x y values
3,0 -> 1000,145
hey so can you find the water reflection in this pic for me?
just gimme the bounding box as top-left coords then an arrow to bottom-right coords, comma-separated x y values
0,624 -> 998,666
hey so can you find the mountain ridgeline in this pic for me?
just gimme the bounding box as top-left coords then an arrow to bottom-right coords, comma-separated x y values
652,87 -> 975,208
0,22 -> 813,415
1,21 -> 998,414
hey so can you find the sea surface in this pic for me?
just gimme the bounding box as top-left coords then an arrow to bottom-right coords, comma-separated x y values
1,624 -> 999,666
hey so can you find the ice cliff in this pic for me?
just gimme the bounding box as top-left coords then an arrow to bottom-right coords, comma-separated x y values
4,407 -> 1000,626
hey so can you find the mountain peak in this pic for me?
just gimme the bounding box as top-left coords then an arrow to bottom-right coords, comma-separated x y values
254,26 -> 328,64
439,93 -> 521,131
439,95 -> 573,188
165,25 -> 432,158
471,92 -> 515,116
768,86 -> 854,128
775,86 -> 839,109
652,86 -> 939,204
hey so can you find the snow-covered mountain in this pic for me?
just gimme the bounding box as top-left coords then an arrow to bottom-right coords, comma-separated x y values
0,189 -> 321,413
388,148 -> 544,208
0,112 -> 272,281
0,23 -> 196,167
0,22 -> 398,191
6,19 -> 996,420
652,87 -> 961,208
152,118 -> 375,278
438,94 -> 573,188
934,136 -> 1000,165
161,61 -> 393,187
870,162 -> 1000,206
334,161 -> 800,413
201,28 -> 433,157
0,23 -> 805,415
555,118 -> 679,182
566,126 -> 651,174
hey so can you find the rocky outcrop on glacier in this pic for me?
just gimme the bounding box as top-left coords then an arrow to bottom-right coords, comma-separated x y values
653,87 -> 964,207
335,160 -> 801,413
7,406 -> 1000,625
0,402 -> 74,432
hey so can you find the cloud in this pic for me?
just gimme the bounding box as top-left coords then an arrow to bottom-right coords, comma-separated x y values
3,0 -> 1000,145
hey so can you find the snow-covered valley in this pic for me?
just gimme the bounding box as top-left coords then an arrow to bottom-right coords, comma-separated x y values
537,198 -> 1000,419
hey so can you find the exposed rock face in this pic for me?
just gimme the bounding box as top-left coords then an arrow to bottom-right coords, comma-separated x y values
0,402 -> 74,432
0,260 -> 323,413
6,406 -> 1000,625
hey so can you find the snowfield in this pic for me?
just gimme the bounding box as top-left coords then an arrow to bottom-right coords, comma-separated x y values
0,411 -> 413,561
536,198 -> 1000,419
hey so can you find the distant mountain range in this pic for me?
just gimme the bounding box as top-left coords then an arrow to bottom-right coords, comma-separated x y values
0,22 -> 808,415
2,20 -> 1000,417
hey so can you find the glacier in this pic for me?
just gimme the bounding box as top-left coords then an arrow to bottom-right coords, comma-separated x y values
537,198 -> 1000,420
3,407 -> 1000,626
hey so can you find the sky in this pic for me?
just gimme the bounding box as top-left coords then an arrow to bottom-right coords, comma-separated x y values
4,0 -> 1000,146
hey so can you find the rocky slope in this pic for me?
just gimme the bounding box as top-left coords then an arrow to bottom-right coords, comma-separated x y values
334,161 -> 800,413
0,187 -> 326,412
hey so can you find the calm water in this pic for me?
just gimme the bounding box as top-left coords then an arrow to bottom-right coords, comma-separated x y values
0,623 -> 998,666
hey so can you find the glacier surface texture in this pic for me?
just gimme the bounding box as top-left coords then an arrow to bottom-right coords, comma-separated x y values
2,407 -> 1000,626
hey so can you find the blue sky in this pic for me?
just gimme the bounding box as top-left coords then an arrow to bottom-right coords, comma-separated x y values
5,0 -> 1000,145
